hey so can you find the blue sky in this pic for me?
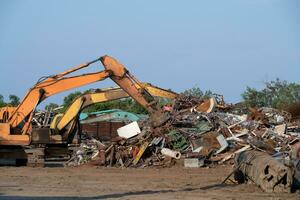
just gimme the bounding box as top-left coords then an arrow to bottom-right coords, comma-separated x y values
0,0 -> 299,108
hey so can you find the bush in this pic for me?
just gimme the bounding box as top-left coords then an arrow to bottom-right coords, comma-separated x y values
242,78 -> 300,109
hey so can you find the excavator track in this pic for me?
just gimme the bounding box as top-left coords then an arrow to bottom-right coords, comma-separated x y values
25,147 -> 45,167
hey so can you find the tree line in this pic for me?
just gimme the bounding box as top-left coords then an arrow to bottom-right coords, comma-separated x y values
1,79 -> 300,114
0,94 -> 20,107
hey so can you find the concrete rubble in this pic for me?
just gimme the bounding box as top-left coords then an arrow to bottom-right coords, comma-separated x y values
66,94 -> 300,192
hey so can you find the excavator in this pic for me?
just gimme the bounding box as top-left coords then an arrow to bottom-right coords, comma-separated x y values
49,83 -> 177,144
0,55 -> 172,165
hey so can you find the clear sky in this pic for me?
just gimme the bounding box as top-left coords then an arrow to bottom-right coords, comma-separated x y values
0,0 -> 299,108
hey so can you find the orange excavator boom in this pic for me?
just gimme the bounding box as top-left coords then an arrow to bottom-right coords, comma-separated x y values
100,56 -> 170,127
0,55 -> 169,146
8,58 -> 111,134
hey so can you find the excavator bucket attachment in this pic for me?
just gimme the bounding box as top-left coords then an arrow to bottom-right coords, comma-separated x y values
100,55 -> 170,127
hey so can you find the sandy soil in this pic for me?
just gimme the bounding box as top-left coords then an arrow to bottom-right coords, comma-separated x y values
0,165 -> 298,200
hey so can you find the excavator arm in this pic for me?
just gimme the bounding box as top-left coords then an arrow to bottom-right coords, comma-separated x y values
51,83 -> 177,141
0,58 -> 112,145
100,56 -> 170,127
0,55 -> 171,146
9,59 -> 111,133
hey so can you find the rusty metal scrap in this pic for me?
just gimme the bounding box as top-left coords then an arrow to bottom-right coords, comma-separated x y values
234,150 -> 293,193
132,141 -> 149,165
64,93 -> 300,192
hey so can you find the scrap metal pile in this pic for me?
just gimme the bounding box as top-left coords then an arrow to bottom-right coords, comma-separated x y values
67,94 -> 300,191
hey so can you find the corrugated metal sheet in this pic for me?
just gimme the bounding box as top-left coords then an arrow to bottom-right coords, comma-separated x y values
80,109 -> 148,122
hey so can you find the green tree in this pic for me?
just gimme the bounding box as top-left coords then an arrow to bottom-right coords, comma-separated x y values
182,86 -> 213,98
0,94 -> 6,108
62,91 -> 82,110
8,94 -> 20,106
182,87 -> 203,97
83,98 -> 148,114
45,103 -> 60,111
242,79 -> 300,109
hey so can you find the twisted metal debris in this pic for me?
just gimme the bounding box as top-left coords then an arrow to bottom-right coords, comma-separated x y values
67,94 -> 300,192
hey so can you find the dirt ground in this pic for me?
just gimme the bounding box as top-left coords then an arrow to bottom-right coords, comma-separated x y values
0,165 -> 298,200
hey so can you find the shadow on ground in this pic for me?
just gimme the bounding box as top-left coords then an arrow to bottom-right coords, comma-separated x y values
0,184 -> 237,200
